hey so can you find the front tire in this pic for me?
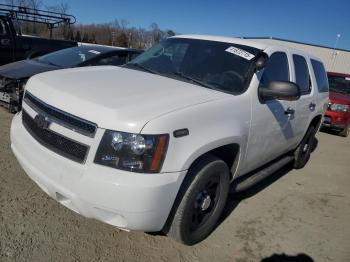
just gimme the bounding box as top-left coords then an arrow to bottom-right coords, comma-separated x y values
167,155 -> 230,245
294,126 -> 316,169
338,125 -> 349,137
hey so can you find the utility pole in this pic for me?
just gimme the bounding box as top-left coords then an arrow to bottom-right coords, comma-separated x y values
331,34 -> 341,70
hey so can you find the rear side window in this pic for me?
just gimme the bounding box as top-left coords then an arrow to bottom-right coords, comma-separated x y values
260,52 -> 289,87
293,55 -> 311,94
311,60 -> 329,93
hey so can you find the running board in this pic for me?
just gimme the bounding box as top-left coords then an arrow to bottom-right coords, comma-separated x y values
232,155 -> 294,193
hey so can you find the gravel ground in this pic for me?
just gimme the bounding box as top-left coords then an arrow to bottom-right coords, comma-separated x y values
0,107 -> 349,262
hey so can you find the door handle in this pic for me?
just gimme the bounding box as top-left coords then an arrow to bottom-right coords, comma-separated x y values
309,102 -> 316,111
285,107 -> 295,117
1,39 -> 10,45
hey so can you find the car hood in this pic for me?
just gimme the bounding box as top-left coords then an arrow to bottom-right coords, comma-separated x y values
26,66 -> 228,133
0,59 -> 60,80
329,91 -> 350,105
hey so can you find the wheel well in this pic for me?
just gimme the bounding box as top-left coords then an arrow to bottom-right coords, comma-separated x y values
207,144 -> 239,170
189,144 -> 240,180
310,115 -> 323,130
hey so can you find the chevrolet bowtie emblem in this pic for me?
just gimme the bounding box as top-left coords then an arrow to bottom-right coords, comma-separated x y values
33,114 -> 51,129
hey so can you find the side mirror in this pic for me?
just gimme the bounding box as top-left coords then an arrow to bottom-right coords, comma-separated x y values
259,81 -> 301,101
254,52 -> 269,71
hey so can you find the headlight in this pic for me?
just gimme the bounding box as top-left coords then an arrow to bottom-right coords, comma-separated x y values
94,130 -> 169,173
330,103 -> 349,112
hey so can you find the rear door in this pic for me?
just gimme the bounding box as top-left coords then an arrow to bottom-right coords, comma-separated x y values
292,54 -> 320,142
0,18 -> 14,65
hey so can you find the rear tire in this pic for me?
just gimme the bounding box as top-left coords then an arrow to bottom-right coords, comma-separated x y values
167,155 -> 230,245
293,126 -> 316,169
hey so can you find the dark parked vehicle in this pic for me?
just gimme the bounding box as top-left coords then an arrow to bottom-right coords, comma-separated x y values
0,45 -> 143,112
0,4 -> 77,66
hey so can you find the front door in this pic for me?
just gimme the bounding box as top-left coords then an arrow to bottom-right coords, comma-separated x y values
242,49 -> 297,174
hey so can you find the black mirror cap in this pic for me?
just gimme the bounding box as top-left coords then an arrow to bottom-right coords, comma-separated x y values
259,81 -> 301,101
254,52 -> 269,71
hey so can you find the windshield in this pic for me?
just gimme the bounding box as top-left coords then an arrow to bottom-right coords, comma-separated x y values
37,47 -> 103,67
127,38 -> 260,94
328,75 -> 350,94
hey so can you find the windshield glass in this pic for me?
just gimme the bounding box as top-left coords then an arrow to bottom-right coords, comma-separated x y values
37,47 -> 102,67
128,38 -> 260,94
328,75 -> 350,94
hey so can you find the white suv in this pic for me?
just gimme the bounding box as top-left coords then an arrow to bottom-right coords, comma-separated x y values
10,35 -> 329,245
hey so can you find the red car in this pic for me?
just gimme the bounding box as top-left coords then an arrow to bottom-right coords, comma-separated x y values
323,72 -> 350,137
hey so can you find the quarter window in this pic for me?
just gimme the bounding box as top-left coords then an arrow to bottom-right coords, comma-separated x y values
293,55 -> 311,94
260,52 -> 289,87
311,59 -> 329,93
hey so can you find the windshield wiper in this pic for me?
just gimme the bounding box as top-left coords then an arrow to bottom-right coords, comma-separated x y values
170,71 -> 217,90
125,63 -> 157,74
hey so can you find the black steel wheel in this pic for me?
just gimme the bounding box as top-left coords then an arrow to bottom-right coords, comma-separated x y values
166,154 -> 229,245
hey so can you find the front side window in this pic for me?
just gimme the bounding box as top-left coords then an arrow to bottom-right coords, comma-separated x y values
128,38 -> 261,94
260,52 -> 289,87
311,60 -> 329,93
293,54 -> 311,94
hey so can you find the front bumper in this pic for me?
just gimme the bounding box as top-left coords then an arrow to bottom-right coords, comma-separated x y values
322,111 -> 349,130
11,112 -> 186,231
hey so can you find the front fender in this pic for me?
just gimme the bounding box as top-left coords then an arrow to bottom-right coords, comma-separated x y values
141,95 -> 251,174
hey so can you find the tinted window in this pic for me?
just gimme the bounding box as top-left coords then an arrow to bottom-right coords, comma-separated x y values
95,54 -> 127,66
129,38 -> 261,94
129,52 -> 141,61
260,52 -> 289,87
293,55 -> 311,94
311,60 -> 329,93
37,47 -> 105,67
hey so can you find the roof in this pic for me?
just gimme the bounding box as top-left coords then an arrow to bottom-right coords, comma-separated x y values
243,37 -> 350,53
173,35 -> 271,50
171,34 -> 323,62
244,37 -> 350,75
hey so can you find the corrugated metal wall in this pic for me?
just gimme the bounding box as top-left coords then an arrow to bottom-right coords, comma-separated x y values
248,38 -> 350,75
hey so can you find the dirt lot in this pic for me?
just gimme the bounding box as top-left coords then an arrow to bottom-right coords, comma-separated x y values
0,107 -> 349,262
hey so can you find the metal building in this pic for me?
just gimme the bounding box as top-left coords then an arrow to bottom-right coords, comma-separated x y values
244,37 -> 350,75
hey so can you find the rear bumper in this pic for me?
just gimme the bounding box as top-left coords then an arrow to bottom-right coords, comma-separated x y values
11,112 -> 186,231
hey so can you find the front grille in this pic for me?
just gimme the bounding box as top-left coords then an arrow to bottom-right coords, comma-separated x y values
24,92 -> 97,137
22,110 -> 89,163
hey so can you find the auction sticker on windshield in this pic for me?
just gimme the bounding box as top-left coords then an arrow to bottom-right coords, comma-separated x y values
225,46 -> 255,60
